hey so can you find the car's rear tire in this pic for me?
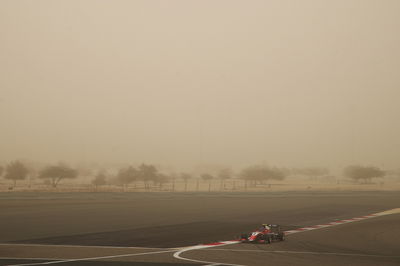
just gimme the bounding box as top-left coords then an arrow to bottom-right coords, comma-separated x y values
266,235 -> 272,244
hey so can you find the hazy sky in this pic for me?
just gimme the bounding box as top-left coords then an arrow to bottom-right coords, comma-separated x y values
1,0 -> 399,170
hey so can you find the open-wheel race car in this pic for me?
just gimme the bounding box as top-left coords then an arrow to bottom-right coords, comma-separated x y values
240,224 -> 285,244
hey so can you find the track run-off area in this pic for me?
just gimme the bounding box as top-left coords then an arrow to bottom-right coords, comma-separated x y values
0,191 -> 399,265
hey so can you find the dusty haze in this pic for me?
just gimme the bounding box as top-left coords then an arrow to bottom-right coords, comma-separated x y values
1,0 -> 399,171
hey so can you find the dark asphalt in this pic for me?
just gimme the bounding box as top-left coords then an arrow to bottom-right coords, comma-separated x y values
0,191 -> 399,265
0,260 -> 195,266
1,191 -> 399,247
185,213 -> 400,266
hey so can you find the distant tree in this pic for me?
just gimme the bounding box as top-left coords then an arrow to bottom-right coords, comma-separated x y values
217,169 -> 232,190
200,173 -> 214,192
180,173 -> 192,191
240,165 -> 286,185
138,164 -> 159,188
155,173 -> 169,190
39,164 -> 78,188
169,172 -> 178,192
4,161 -> 29,187
343,165 -> 385,184
116,166 -> 138,187
217,168 -> 232,180
200,173 -> 214,181
180,173 -> 192,182
92,172 -> 107,189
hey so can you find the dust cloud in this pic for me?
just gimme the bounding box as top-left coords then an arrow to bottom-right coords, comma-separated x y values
1,0 -> 400,173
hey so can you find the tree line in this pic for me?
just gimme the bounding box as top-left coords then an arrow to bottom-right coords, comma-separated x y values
0,161 -> 77,188
0,160 -> 391,189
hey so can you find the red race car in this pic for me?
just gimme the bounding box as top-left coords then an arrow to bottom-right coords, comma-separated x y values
240,224 -> 285,244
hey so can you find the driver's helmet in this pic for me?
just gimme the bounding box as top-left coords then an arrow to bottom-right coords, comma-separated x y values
263,224 -> 271,230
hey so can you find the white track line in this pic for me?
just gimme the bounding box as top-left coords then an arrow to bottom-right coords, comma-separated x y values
173,208 -> 400,266
0,243 -> 168,250
6,249 -> 175,266
208,249 -> 400,258
173,241 -> 244,266
0,257 -> 66,261
5,208 -> 399,266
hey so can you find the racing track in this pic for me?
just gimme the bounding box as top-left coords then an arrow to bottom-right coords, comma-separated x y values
173,209 -> 400,266
0,191 -> 399,265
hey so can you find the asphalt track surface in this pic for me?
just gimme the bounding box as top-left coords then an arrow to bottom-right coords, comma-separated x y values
0,191 -> 399,265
